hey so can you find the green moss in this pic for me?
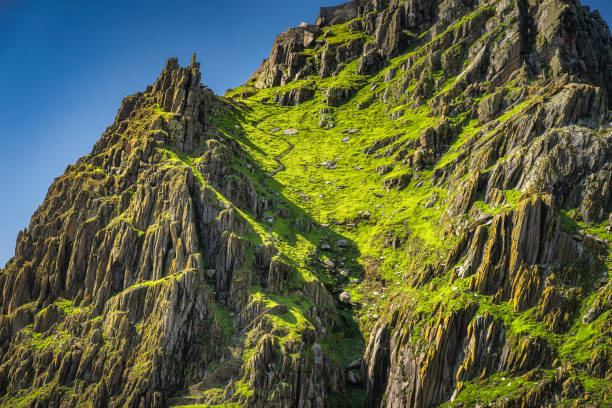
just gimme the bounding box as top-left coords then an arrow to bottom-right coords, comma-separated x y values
25,328 -> 74,352
213,305 -> 235,338
435,119 -> 482,169
317,19 -> 371,45
560,307 -> 610,365
152,103 -> 175,119
55,298 -> 85,315
440,371 -> 550,407
0,380 -> 72,408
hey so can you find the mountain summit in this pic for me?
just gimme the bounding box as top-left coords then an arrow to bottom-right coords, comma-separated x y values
1,0 -> 611,407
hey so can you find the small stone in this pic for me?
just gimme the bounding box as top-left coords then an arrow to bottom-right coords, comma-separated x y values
206,269 -> 216,278
270,127 -> 281,132
283,128 -> 299,135
320,243 -> 331,251
342,128 -> 360,134
320,161 -> 337,170
337,239 -> 349,248
324,259 -> 335,268
340,269 -> 350,277
347,370 -> 361,384
346,358 -> 362,369
339,291 -> 351,303
424,202 -> 434,208
342,136 -> 351,142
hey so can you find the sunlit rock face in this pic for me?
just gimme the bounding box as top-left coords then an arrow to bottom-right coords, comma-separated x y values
1,0 -> 611,406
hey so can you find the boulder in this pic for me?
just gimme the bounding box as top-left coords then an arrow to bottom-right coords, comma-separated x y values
323,259 -> 335,268
339,291 -> 352,304
337,239 -> 350,248
324,87 -> 355,107
274,87 -> 315,106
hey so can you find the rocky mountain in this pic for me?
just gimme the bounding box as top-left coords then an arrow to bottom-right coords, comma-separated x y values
1,0 -> 611,406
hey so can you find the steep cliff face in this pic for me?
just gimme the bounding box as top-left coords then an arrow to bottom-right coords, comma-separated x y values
237,0 -> 612,406
1,0 -> 612,407
0,58 -> 351,407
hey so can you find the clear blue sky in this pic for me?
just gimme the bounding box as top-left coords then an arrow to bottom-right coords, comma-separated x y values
0,0 -> 610,266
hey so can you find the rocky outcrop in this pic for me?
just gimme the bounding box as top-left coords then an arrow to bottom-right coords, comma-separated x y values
361,193 -> 608,406
446,195 -> 606,313
382,173 -> 411,191
0,57 -> 345,408
363,320 -> 390,408
150,56 -> 203,115
456,313 -> 505,382
239,336 -> 343,407
363,304 -> 479,408
267,256 -> 291,294
318,38 -> 363,79
484,123 -> 612,219
252,26 -> 318,88
315,1 -> 362,26
251,0 -> 612,106
324,86 -> 357,107
274,86 -> 315,106
531,0 -> 612,98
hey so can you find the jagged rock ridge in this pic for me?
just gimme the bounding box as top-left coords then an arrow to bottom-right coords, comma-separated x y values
0,57 -> 348,407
